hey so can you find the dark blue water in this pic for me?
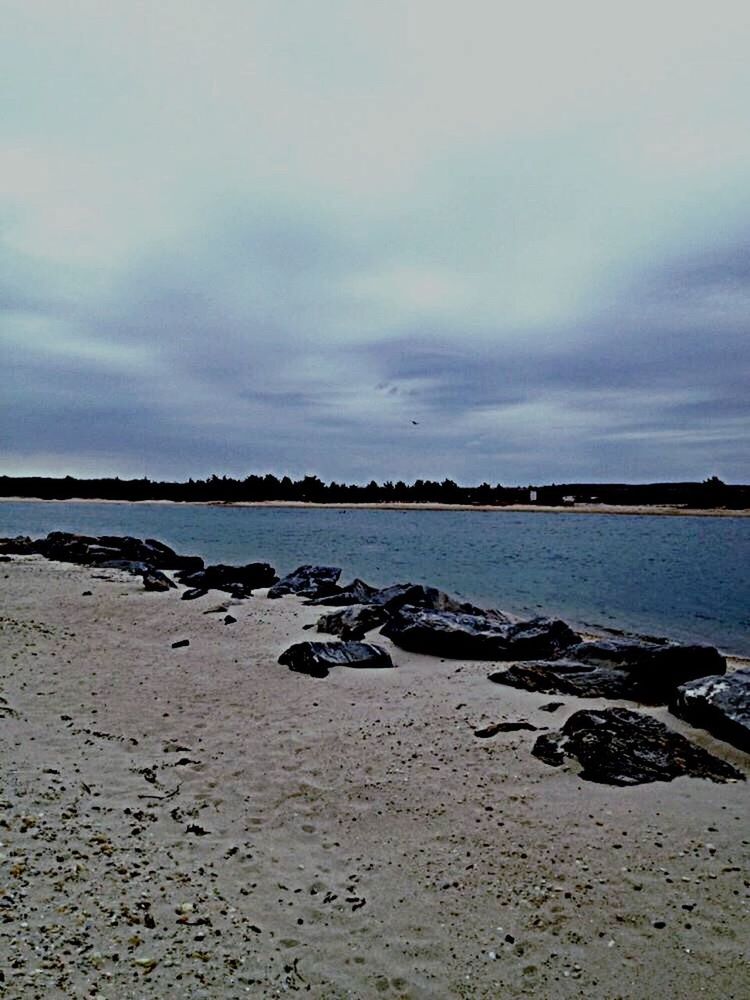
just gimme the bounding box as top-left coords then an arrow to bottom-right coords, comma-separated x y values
1,501 -> 748,655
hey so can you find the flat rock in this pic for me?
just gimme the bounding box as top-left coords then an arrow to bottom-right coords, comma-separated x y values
380,606 -> 579,660
268,565 -> 342,600
315,605 -> 389,640
181,587 -> 209,601
532,707 -> 744,785
278,641 -> 394,678
489,640 -> 727,705
670,668 -> 750,752
474,721 -> 539,738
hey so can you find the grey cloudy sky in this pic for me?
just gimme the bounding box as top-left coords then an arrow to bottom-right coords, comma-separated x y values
2,0 -> 749,483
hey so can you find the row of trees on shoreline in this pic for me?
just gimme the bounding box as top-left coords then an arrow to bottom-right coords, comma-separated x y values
1,474 -> 747,509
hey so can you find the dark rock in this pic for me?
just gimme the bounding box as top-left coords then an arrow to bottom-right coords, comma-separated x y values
82,590 -> 92,596
670,668 -> 750,752
0,555 -> 11,562
224,615 -> 237,625
539,702 -> 565,712
30,532 -> 204,572
489,641 -> 727,705
368,583 -> 487,615
381,606 -> 580,660
531,707 -> 744,785
307,578 -> 379,607
0,535 -> 41,555
178,562 -> 277,596
315,605 -> 389,641
267,565 -> 342,600
171,639 -> 190,649
181,588 -> 209,601
143,569 -> 177,592
278,641 -> 394,679
474,721 -> 539,738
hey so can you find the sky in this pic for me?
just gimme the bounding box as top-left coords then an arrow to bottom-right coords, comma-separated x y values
2,0 -> 749,485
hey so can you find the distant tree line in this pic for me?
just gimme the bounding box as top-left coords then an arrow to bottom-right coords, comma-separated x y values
1,474 -> 748,509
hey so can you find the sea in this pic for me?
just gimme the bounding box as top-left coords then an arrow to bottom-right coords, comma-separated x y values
1,500 -> 749,657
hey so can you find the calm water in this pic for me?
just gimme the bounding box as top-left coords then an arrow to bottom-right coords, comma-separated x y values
1,500 -> 749,656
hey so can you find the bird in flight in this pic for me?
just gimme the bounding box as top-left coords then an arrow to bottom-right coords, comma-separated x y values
411,420 -> 419,426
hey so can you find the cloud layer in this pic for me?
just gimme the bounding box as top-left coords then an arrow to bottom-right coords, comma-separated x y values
2,1 -> 749,482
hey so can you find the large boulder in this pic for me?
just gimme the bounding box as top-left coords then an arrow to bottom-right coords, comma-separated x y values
532,707 -> 744,786
670,669 -> 750,752
380,606 -> 579,660
267,565 -> 342,600
278,640 -> 394,678
489,640 -> 726,705
315,605 -> 389,640
178,562 -> 277,597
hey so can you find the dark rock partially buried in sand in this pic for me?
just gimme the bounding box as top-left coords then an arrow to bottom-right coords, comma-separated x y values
489,640 -> 726,705
0,535 -> 40,555
315,605 -> 389,640
142,568 -> 177,591
268,565 -> 342,600
670,668 -> 750,752
177,562 -> 277,597
380,606 -> 580,660
532,707 -> 744,785
278,640 -> 394,678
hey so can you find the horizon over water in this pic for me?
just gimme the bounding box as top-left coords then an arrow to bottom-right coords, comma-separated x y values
1,500 -> 748,657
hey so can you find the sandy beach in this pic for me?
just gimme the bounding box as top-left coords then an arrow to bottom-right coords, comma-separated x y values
1,497 -> 749,518
1,556 -> 748,999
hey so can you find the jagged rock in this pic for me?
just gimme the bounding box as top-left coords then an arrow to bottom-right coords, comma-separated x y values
315,605 -> 389,640
181,587 -> 208,601
278,641 -> 394,678
178,562 -> 277,597
306,578 -> 379,607
670,669 -> 750,752
532,707 -> 743,785
380,606 -> 579,660
267,565 -> 342,600
143,569 -> 177,592
489,641 -> 727,705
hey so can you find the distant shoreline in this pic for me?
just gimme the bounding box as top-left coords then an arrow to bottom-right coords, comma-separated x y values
1,496 -> 749,517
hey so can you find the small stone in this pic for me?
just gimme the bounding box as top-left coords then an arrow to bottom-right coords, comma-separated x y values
171,639 -> 190,649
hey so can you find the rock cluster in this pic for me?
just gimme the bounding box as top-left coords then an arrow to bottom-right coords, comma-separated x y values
532,708 -> 744,785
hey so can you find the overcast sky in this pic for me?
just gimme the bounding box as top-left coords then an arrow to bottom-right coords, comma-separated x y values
2,1 -> 749,484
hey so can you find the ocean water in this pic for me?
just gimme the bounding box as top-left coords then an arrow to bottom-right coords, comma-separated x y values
1,500 -> 749,656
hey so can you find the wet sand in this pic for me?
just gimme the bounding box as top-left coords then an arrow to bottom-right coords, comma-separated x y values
0,556 -> 747,998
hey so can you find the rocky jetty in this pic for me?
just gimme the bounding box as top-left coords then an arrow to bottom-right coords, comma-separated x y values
278,640 -> 395,678
532,707 -> 744,785
671,668 -> 750,752
489,639 -> 726,704
380,606 -> 580,660
0,532 -> 203,572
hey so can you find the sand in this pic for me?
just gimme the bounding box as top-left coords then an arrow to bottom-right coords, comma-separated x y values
1,497 -> 748,517
0,556 -> 747,999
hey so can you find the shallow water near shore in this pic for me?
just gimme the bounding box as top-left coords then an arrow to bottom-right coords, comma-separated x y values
1,499 -> 749,655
